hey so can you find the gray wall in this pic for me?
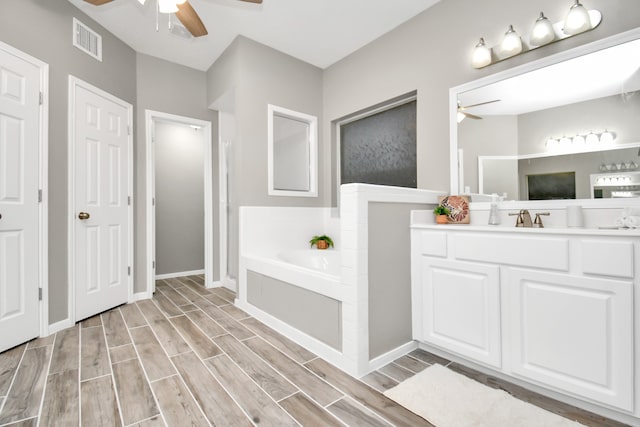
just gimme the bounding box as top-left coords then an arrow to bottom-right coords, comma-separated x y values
459,115 -> 519,194
247,270 -> 342,350
207,36 -> 324,281
368,202 -> 428,359
154,121 -> 205,275
0,0 -> 137,323
136,53 -> 218,291
322,0 -> 640,196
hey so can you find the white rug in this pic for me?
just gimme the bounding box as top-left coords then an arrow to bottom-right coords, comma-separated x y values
383,364 -> 585,427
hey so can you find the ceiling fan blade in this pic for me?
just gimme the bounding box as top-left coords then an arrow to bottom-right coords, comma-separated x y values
238,0 -> 263,3
464,112 -> 483,120
459,99 -> 501,110
176,1 -> 208,37
83,0 -> 115,5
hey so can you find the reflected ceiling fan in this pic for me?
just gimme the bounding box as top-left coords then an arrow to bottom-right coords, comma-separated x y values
457,99 -> 500,123
83,0 -> 263,38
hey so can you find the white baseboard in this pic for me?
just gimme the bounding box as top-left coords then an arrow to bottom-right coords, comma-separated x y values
367,340 -> 418,373
132,291 -> 151,302
47,318 -> 73,335
222,275 -> 237,291
155,269 -> 204,280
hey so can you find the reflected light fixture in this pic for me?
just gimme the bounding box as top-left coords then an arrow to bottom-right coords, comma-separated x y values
600,130 -> 615,144
585,131 -> 599,145
530,12 -> 555,46
563,0 -> 592,35
472,38 -> 492,69
500,25 -> 523,57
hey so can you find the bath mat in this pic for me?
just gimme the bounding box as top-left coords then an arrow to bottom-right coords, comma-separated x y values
383,363 -> 584,427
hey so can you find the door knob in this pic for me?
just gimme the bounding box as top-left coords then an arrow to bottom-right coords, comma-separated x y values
78,212 -> 90,220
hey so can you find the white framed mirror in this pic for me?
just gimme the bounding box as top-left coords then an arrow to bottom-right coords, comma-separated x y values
450,27 -> 640,202
268,104 -> 318,197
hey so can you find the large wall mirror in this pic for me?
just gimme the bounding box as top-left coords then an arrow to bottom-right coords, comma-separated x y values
450,28 -> 640,202
268,104 -> 318,197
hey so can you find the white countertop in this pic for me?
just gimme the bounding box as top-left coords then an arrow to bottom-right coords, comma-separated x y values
411,223 -> 640,237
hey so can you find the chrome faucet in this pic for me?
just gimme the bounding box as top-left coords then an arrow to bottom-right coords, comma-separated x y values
508,209 -> 533,227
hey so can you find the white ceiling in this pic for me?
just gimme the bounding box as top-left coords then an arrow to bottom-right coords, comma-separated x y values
67,0 -> 440,71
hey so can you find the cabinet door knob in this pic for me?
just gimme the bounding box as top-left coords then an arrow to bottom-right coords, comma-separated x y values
78,212 -> 90,220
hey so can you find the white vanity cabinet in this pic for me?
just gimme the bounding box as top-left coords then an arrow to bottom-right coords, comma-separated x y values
411,226 -> 638,414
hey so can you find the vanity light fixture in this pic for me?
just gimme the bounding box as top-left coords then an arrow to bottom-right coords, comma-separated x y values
471,1 -> 601,69
472,38 -> 492,69
563,0 -> 592,35
546,130 -> 617,152
530,12 -> 555,46
500,25 -> 523,57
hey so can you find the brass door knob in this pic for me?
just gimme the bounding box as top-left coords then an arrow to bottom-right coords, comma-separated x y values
78,212 -> 90,220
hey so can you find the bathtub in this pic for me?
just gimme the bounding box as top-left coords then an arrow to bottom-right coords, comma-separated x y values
241,249 -> 344,301
240,248 -> 345,352
277,249 -> 341,276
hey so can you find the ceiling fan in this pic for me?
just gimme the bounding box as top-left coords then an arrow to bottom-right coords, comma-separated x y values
457,99 -> 500,123
83,0 -> 263,38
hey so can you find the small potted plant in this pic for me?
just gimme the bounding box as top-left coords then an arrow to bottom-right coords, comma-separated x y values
310,235 -> 334,250
433,205 -> 450,224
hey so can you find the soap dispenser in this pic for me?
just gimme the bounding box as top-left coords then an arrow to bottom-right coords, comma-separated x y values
488,194 -> 501,225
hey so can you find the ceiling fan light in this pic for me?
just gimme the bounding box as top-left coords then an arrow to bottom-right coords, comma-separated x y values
472,38 -> 492,69
500,25 -> 523,57
158,0 -> 178,13
530,12 -> 555,46
457,111 -> 466,123
563,0 -> 592,35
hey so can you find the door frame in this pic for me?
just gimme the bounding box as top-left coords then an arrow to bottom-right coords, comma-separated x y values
67,76 -> 133,324
0,41 -> 49,337
144,110 -> 213,295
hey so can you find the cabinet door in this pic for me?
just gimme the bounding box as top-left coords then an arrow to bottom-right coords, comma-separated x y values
419,258 -> 501,368
506,268 -> 633,411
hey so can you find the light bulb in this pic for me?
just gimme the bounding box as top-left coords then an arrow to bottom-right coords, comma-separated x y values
563,0 -> 592,35
572,135 -> 585,146
457,111 -> 466,123
599,130 -> 615,144
559,136 -> 572,147
500,25 -> 523,57
546,138 -> 558,151
585,131 -> 599,145
472,38 -> 492,68
158,0 -> 178,13
530,12 -> 555,46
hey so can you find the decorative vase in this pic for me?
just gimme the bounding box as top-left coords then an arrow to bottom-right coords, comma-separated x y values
436,214 -> 448,224
316,240 -> 329,249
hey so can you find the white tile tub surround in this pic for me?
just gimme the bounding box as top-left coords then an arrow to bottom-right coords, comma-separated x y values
339,184 -> 443,376
237,184 -> 443,377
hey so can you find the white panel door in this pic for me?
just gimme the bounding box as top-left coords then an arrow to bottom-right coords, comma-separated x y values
420,257 -> 501,368
0,46 -> 41,352
72,79 -> 130,321
506,268 -> 633,411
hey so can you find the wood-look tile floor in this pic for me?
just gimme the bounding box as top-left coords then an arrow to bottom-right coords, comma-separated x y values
0,275 -> 627,426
